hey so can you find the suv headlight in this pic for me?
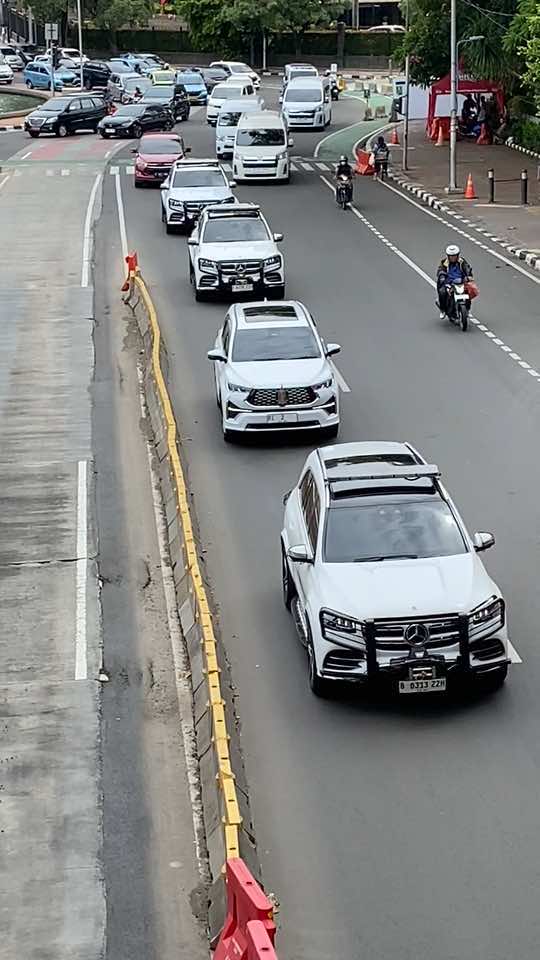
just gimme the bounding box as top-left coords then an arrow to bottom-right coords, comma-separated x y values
168,198 -> 183,209
264,255 -> 281,271
320,609 -> 365,643
470,597 -> 504,629
312,377 -> 333,391
199,258 -> 217,272
227,382 -> 250,393
276,150 -> 288,160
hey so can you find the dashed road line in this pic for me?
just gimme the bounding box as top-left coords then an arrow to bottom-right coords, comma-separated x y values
320,174 -> 540,389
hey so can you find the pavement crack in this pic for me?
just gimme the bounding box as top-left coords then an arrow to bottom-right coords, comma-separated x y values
0,555 -> 96,569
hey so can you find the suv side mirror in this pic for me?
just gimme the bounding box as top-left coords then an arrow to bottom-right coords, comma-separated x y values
473,531 -> 495,552
207,348 -> 227,362
187,236 -> 197,245
325,342 -> 341,357
288,545 -> 313,564
288,137 -> 294,148
273,232 -> 284,242
229,180 -> 237,188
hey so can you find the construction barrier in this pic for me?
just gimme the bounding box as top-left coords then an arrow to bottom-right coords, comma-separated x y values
354,147 -> 374,176
121,260 -> 259,937
214,859 -> 276,960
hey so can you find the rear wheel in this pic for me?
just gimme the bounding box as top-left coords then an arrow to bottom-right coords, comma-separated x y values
478,664 -> 508,692
458,302 -> 469,331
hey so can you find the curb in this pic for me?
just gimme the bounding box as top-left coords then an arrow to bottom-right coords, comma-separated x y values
385,169 -> 540,273
124,271 -> 259,939
505,137 -> 540,162
358,123 -> 540,274
0,124 -> 24,131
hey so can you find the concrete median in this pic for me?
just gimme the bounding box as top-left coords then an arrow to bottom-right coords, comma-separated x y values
122,263 -> 259,938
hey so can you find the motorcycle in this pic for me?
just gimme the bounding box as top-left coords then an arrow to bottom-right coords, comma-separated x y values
331,82 -> 339,101
335,174 -> 352,209
444,280 -> 472,331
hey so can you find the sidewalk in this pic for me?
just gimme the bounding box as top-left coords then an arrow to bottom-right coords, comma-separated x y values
386,120 -> 540,266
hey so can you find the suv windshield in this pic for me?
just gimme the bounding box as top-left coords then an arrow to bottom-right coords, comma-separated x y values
213,85 -> 246,99
236,128 -> 285,146
39,99 -> 70,112
202,217 -> 268,243
324,499 -> 468,563
172,169 -> 224,187
232,327 -> 320,362
230,63 -> 251,73
285,88 -> 321,102
218,111 -> 242,126
144,85 -> 173,98
178,72 -> 201,83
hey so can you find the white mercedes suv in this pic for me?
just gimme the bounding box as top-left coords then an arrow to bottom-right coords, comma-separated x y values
188,203 -> 285,301
281,441 -> 510,697
160,158 -> 236,234
207,300 -> 340,441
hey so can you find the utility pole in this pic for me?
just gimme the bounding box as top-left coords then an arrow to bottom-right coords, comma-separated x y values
402,0 -> 410,171
449,0 -> 458,190
76,0 -> 83,89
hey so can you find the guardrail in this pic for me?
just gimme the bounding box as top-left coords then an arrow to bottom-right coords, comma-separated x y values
122,254 -> 258,936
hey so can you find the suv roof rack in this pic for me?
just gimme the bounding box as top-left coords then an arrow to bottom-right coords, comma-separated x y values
205,204 -> 260,218
325,463 -> 441,485
173,157 -> 221,167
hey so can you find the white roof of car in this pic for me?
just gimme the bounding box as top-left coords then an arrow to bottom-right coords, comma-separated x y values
236,109 -> 283,129
234,301 -> 310,330
218,99 -> 259,114
286,75 -> 323,89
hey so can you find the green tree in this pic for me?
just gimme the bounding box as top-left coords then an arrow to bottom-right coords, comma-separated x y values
505,0 -> 540,104
271,0 -> 348,55
94,0 -> 154,29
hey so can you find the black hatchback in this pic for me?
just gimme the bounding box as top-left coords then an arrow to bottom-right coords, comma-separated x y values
142,83 -> 190,121
24,94 -> 107,137
98,102 -> 174,138
82,60 -> 111,90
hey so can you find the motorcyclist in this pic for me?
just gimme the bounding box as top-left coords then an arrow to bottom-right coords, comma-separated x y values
133,86 -> 143,101
372,135 -> 390,179
437,244 -> 473,318
335,155 -> 354,202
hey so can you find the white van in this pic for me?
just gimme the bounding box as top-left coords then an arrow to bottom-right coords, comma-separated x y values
206,79 -> 259,125
280,62 -> 319,101
215,98 -> 261,158
281,76 -> 331,130
233,111 -> 292,183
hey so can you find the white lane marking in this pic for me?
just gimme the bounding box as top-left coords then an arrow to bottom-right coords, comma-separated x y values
330,359 -> 351,393
290,162 -> 298,171
314,119 -> 369,158
222,163 -> 232,172
61,168 -> 70,176
75,459 -> 88,681
81,172 -> 103,288
126,165 -> 134,175
115,170 -> 129,260
104,149 -> 111,158
321,173 -> 540,392
300,162 -> 312,170
20,150 -> 32,160
0,174 -> 10,192
110,165 -> 119,175
379,178 -> 540,288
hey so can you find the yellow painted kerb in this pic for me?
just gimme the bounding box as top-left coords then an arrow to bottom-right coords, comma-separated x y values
133,270 -> 241,862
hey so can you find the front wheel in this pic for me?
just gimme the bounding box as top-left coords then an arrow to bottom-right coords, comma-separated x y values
57,124 -> 68,138
132,123 -> 142,139
26,79 -> 33,89
458,302 -> 469,331
307,629 -> 329,698
28,130 -> 39,138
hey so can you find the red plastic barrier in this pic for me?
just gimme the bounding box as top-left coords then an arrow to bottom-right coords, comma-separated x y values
214,860 -> 276,960
246,921 -> 278,960
354,148 -> 374,176
121,251 -> 139,292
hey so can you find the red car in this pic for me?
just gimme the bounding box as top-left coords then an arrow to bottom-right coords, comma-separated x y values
134,132 -> 190,187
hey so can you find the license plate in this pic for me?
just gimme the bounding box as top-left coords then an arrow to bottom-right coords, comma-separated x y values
232,282 -> 253,292
399,678 -> 447,694
266,413 -> 298,424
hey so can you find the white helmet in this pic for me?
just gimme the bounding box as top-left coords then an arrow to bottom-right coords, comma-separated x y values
446,244 -> 460,256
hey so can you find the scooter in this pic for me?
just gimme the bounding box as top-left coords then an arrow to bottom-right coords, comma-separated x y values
336,174 -> 352,210
444,281 -> 472,331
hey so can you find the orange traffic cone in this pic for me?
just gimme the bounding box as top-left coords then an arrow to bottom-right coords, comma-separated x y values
435,123 -> 445,146
390,127 -> 400,145
464,173 -> 476,200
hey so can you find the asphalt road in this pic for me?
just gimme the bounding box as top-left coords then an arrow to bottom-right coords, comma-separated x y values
108,88 -> 540,960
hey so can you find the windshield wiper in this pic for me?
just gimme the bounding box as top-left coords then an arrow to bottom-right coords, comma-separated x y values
353,554 -> 419,562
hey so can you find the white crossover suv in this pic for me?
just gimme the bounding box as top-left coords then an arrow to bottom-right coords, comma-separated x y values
160,159 -> 236,234
207,300 -> 340,441
281,441 -> 510,697
188,203 -> 285,301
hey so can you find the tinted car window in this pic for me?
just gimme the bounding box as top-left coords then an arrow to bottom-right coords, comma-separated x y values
172,170 -> 224,188
67,99 -> 82,111
236,128 -> 285,146
285,88 -> 321,102
231,327 -> 320,362
323,499 -> 468,563
39,99 -> 70,112
218,111 -> 242,127
141,137 -> 182,154
144,85 -> 173,99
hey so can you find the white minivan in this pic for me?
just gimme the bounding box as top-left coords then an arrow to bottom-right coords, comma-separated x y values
216,98 -> 261,158
281,76 -> 331,130
233,111 -> 293,183
206,79 -> 259,125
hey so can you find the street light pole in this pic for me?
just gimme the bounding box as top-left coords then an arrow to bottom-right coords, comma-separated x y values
402,0 -> 410,171
449,33 -> 484,191
76,0 -> 83,90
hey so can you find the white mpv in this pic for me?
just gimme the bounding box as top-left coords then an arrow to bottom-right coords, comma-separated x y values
281,76 -> 331,130
215,98 -> 261,158
206,80 -> 258,125
281,441 -> 510,697
233,111 -> 292,182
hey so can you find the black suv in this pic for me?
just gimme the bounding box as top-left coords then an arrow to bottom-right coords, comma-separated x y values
142,83 -> 190,121
82,60 -> 111,90
24,94 -> 107,137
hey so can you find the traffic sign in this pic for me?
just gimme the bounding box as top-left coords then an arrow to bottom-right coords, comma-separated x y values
44,23 -> 59,41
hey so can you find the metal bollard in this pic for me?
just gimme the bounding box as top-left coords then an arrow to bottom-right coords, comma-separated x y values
488,168 -> 495,203
521,169 -> 528,205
